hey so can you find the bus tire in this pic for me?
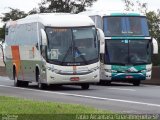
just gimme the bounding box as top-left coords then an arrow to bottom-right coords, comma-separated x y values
105,81 -> 111,86
99,80 -> 105,85
21,81 -> 29,87
81,84 -> 89,90
133,80 -> 141,86
13,68 -> 29,87
38,83 -> 47,90
99,80 -> 111,86
13,68 -> 21,87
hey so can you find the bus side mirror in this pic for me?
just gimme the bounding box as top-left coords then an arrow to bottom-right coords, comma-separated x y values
41,29 -> 47,46
97,28 -> 105,54
152,38 -> 158,54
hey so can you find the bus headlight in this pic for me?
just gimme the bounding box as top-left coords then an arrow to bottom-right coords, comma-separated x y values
54,69 -> 61,74
47,67 -> 53,71
47,67 -> 61,74
147,68 -> 151,72
90,66 -> 99,72
141,68 -> 151,73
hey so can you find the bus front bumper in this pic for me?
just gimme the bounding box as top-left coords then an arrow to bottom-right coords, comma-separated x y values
104,72 -> 151,81
44,69 -> 100,85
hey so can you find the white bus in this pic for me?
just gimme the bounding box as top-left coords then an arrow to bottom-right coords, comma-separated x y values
80,11 -> 158,86
4,13 -> 104,89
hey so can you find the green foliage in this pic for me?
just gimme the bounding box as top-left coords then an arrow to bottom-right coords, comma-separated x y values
122,0 -> 148,13
28,8 -> 39,15
122,0 -> 134,11
39,0 -> 97,13
146,11 -> 160,41
0,25 -> 5,40
146,11 -> 160,66
0,7 -> 28,40
2,8 -> 27,22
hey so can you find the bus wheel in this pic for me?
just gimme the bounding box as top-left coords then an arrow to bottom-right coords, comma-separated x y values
81,84 -> 89,90
13,69 -> 21,87
105,81 -> 111,86
99,80 -> 111,86
133,80 -> 141,86
38,83 -> 47,90
22,81 -> 29,87
13,69 -> 29,87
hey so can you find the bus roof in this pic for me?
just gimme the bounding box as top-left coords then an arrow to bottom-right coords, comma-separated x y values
80,10 -> 146,17
6,13 -> 95,27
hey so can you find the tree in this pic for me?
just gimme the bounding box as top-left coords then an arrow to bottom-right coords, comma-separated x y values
122,0 -> 148,13
122,0 -> 134,11
146,11 -> 160,41
146,11 -> 160,65
0,27 -> 5,40
0,8 -> 28,40
39,0 -> 97,13
28,8 -> 39,15
2,7 -> 27,22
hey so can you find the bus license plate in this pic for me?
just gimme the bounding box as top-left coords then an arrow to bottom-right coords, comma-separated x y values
70,77 -> 80,81
125,76 -> 133,79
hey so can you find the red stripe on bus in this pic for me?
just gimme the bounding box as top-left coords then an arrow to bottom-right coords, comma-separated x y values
11,46 -> 24,80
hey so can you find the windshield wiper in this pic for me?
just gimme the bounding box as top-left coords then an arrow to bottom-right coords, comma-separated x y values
61,46 -> 72,65
131,61 -> 148,64
74,47 -> 88,65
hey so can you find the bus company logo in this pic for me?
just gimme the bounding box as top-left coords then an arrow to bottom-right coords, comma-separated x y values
126,67 -> 138,73
2,114 -> 18,120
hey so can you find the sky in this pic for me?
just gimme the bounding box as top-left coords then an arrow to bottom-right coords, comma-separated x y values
92,0 -> 160,11
0,0 -> 160,27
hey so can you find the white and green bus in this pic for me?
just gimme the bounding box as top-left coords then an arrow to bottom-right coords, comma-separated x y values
80,11 -> 158,86
4,13 -> 104,89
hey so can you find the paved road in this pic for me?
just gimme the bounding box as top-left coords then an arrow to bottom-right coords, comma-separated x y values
0,76 -> 160,114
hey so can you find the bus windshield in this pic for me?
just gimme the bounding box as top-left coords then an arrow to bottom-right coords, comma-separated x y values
45,27 -> 99,66
103,16 -> 149,37
105,40 -> 152,65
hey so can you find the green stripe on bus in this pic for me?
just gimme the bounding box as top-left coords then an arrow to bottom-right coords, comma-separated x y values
111,13 -> 140,16
111,37 -> 145,39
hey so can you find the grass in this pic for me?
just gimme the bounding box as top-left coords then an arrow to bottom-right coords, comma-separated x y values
0,96 -> 112,120
0,96 -> 156,120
